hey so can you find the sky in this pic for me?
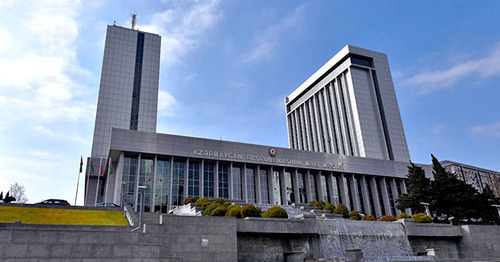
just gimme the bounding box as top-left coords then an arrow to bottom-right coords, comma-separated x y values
0,0 -> 499,204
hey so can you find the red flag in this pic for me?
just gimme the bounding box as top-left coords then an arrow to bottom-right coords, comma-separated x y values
79,156 -> 83,173
90,159 -> 94,173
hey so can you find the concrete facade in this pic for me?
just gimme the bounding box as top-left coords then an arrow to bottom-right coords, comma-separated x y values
286,45 -> 410,162
442,160 -> 500,197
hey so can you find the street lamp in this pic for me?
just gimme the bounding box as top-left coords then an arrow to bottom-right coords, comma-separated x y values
132,185 -> 147,232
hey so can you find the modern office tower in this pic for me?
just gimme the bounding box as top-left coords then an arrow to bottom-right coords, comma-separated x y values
85,25 -> 161,205
441,160 -> 500,197
285,45 -> 410,162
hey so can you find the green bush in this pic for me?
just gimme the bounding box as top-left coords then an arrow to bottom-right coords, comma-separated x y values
203,203 -> 221,216
333,204 -> 349,218
240,204 -> 261,218
323,203 -> 335,213
222,201 -> 231,208
195,198 -> 212,207
210,207 -> 227,216
227,204 -> 241,211
378,215 -> 397,222
226,206 -> 243,218
349,210 -> 361,220
215,198 -> 225,205
396,212 -> 411,220
182,197 -> 197,205
310,200 -> 326,208
262,206 -> 288,218
201,201 -> 213,211
412,213 -> 432,223
362,214 -> 376,221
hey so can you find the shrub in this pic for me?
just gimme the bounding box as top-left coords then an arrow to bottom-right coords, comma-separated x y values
222,201 -> 231,208
349,211 -> 361,220
412,213 -> 432,223
323,203 -> 335,213
226,206 -> 242,218
362,215 -> 376,221
378,215 -> 397,222
310,200 -> 326,208
201,201 -> 213,211
195,198 -> 212,207
333,204 -> 349,218
182,197 -> 197,205
210,207 -> 227,216
262,206 -> 288,218
227,204 -> 241,211
203,203 -> 221,216
396,212 -> 411,220
215,198 -> 225,205
240,204 -> 261,218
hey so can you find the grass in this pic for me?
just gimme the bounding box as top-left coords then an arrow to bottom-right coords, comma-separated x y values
0,206 -> 130,226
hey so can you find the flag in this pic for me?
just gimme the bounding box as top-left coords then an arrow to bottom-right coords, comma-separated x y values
100,163 -> 104,175
79,156 -> 83,173
109,159 -> 113,175
90,159 -> 94,173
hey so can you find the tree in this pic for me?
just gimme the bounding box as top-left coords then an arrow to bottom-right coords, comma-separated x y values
3,191 -> 16,203
474,185 -> 500,223
9,183 -> 28,203
395,162 -> 432,213
0,191 -> 3,201
430,155 -> 479,221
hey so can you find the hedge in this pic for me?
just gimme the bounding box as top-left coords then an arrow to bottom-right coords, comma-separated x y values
241,204 -> 261,218
182,197 -> 197,205
349,210 -> 361,220
262,206 -> 288,218
310,200 -> 325,208
412,213 -> 432,223
226,206 -> 242,218
210,207 -> 227,216
203,203 -> 222,216
194,198 -> 212,207
323,203 -> 335,213
333,204 -> 349,218
396,212 -> 411,220
362,214 -> 376,221
378,215 -> 397,222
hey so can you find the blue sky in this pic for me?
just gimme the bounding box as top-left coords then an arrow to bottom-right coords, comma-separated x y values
0,0 -> 499,204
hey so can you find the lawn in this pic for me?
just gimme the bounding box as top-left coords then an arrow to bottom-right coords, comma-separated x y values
0,206 -> 130,226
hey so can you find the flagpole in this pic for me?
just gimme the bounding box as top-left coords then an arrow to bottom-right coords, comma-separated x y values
85,158 -> 92,206
75,170 -> 81,205
95,159 -> 102,206
104,158 -> 110,204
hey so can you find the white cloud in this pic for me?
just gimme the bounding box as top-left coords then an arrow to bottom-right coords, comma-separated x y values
430,124 -> 445,135
139,0 -> 222,66
470,122 -> 500,138
242,4 -> 307,63
158,90 -> 177,117
402,43 -> 500,94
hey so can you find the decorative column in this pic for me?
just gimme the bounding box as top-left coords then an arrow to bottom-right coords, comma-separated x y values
316,172 -> 324,203
214,161 -> 219,199
292,169 -> 300,204
337,173 -> 348,209
390,178 -> 401,216
369,176 -> 382,218
199,159 -> 204,198
242,164 -> 248,203
379,177 -> 392,216
360,175 -> 372,215
348,174 -> 361,212
184,158 -> 189,199
268,166 -> 275,205
228,162 -> 234,200
167,156 -> 174,213
280,167 -> 287,205
256,165 -> 261,204
304,170 -> 312,203
326,172 -> 336,205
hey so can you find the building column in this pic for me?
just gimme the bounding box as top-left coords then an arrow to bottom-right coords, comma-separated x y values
337,173 -> 348,208
326,172 -> 336,205
256,165 -> 261,204
316,172 -> 324,203
359,175 -> 372,215
347,174 -> 360,211
184,158 -> 189,199
280,167 -> 287,205
199,159 -> 204,198
242,164 -> 248,203
369,176 -> 382,218
114,152 -> 125,206
167,156 -> 174,213
304,170 -> 312,203
292,169 -> 300,204
214,161 -> 219,199
150,155 -> 157,210
379,177 -> 392,216
390,178 -> 401,215
268,166 -> 275,205
228,162 -> 234,200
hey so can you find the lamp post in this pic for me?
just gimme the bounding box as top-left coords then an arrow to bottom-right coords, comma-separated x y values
136,185 -> 147,231
420,202 -> 431,217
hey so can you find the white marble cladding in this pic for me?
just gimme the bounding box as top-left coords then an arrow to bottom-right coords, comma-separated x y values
110,128 -> 413,179
285,45 -> 410,162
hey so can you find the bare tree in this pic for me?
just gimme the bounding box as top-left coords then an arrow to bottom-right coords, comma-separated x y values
9,183 -> 28,203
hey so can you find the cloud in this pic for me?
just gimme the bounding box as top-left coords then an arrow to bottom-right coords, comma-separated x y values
430,124 -> 445,135
139,0 -> 223,67
242,4 -> 307,63
402,43 -> 500,94
470,122 -> 500,138
158,90 -> 178,117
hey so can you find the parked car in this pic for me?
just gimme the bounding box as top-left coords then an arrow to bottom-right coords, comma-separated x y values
36,199 -> 70,205
96,202 -> 119,207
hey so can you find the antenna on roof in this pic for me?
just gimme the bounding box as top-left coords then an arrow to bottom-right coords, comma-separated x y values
131,13 -> 137,29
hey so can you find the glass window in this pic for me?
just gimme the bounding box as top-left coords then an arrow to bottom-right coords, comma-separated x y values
350,56 -> 372,67
273,170 -> 281,205
138,158 -> 153,212
354,176 -> 364,213
154,159 -> 169,213
298,172 -> 306,204
246,167 -> 256,203
203,163 -> 215,198
172,161 -> 185,206
343,176 -> 351,211
122,156 -> 137,207
310,173 -> 318,202
218,164 -> 229,199
259,169 -> 269,204
385,179 -> 396,216
188,161 -> 200,198
376,178 -> 385,214
232,166 -> 242,200
331,175 -> 340,205
321,174 -> 329,203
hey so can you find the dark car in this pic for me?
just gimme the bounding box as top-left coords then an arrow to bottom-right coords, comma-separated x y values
36,199 -> 70,206
96,202 -> 119,207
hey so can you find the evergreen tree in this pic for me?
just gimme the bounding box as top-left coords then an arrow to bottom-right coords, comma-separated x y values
3,191 -> 16,203
474,185 -> 500,223
430,155 -> 479,221
0,191 -> 3,201
395,162 -> 432,213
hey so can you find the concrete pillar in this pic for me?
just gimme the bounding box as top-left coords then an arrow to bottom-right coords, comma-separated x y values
280,167 -> 287,205
348,174 -> 360,211
316,172 -> 324,202
200,159 -> 204,198
167,156 -> 174,213
256,165 -> 261,204
242,164 -> 248,203
214,161 -> 219,199
379,177 -> 392,216
228,162 -> 234,200
184,158 -> 189,199
390,178 -> 401,215
326,172 -> 336,205
369,176 -> 382,218
114,152 -> 125,206
292,169 -> 300,204
269,166 -> 275,205
337,173 -> 347,208
304,170 -> 312,203
360,175 -> 372,215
